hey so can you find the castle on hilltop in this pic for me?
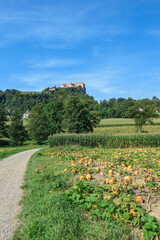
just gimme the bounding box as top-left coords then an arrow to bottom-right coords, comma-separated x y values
60,82 -> 86,93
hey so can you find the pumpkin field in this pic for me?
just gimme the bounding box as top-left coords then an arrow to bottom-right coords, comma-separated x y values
13,145 -> 160,240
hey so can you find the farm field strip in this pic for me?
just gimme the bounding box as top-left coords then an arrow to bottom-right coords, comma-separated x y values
100,118 -> 160,125
52,146 -> 160,239
14,148 -> 133,240
14,146 -> 160,240
94,125 -> 160,135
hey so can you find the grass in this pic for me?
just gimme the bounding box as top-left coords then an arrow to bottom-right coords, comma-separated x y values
0,141 -> 47,160
94,125 -> 160,135
94,118 -> 160,135
100,118 -> 160,126
13,147 -> 135,240
100,118 -> 135,125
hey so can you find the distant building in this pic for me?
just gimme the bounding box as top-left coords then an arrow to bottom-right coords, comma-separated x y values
139,107 -> 143,112
60,82 -> 86,93
49,87 -> 55,92
23,110 -> 30,118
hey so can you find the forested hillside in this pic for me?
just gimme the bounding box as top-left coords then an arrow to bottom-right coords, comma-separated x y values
0,87 -> 95,116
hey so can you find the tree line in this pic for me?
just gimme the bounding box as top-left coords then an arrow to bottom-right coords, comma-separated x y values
0,96 -> 100,146
0,95 -> 159,146
1,87 -> 160,119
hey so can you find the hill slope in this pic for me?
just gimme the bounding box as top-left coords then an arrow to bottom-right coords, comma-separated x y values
0,87 -> 96,116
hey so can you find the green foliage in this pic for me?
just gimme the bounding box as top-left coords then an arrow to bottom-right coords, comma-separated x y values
127,100 -> 159,132
8,110 -> 26,146
0,87 -> 95,116
27,103 -> 49,144
99,97 -> 135,118
49,133 -> 160,148
62,96 -> 100,133
66,180 -> 160,239
45,100 -> 63,134
0,107 -> 8,138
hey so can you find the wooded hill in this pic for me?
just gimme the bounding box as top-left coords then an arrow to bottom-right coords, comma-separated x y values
0,86 -> 160,119
0,86 -> 95,116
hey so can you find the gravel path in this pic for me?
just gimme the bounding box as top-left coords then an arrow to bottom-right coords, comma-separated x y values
0,149 -> 41,240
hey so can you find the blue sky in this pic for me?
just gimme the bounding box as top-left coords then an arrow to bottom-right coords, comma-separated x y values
1,0 -> 160,101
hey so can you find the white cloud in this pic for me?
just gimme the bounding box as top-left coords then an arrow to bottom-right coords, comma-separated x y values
0,1 -> 129,46
146,30 -> 160,36
10,66 -> 123,97
25,58 -> 81,69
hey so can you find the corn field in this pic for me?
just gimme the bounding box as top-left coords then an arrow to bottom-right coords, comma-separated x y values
48,134 -> 160,148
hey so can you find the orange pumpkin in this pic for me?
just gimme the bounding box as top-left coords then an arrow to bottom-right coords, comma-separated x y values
105,178 -> 110,184
113,189 -> 120,194
136,196 -> 143,203
124,176 -> 132,184
80,176 -> 85,181
86,174 -> 92,180
109,178 -> 115,184
108,169 -> 113,175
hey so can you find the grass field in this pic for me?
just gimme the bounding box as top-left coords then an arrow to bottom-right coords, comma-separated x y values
100,118 -> 160,125
94,125 -> 160,135
94,118 -> 160,135
13,146 -> 160,240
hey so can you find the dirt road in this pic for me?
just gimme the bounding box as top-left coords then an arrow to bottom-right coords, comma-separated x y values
0,149 -> 41,240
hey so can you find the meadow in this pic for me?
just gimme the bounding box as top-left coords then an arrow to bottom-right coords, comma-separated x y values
100,118 -> 160,125
94,118 -> 160,135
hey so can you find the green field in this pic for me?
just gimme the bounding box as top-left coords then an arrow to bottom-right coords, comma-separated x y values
100,118 -> 135,125
94,124 -> 160,135
94,118 -> 160,135
100,118 -> 160,125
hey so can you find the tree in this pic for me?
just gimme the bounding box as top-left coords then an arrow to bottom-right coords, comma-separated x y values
45,100 -> 63,134
27,103 -> 49,144
0,108 -> 8,138
8,110 -> 26,146
62,96 -> 100,133
127,100 -> 159,133
152,96 -> 160,103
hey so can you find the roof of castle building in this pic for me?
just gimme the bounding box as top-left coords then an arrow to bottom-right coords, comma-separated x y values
60,82 -> 84,87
